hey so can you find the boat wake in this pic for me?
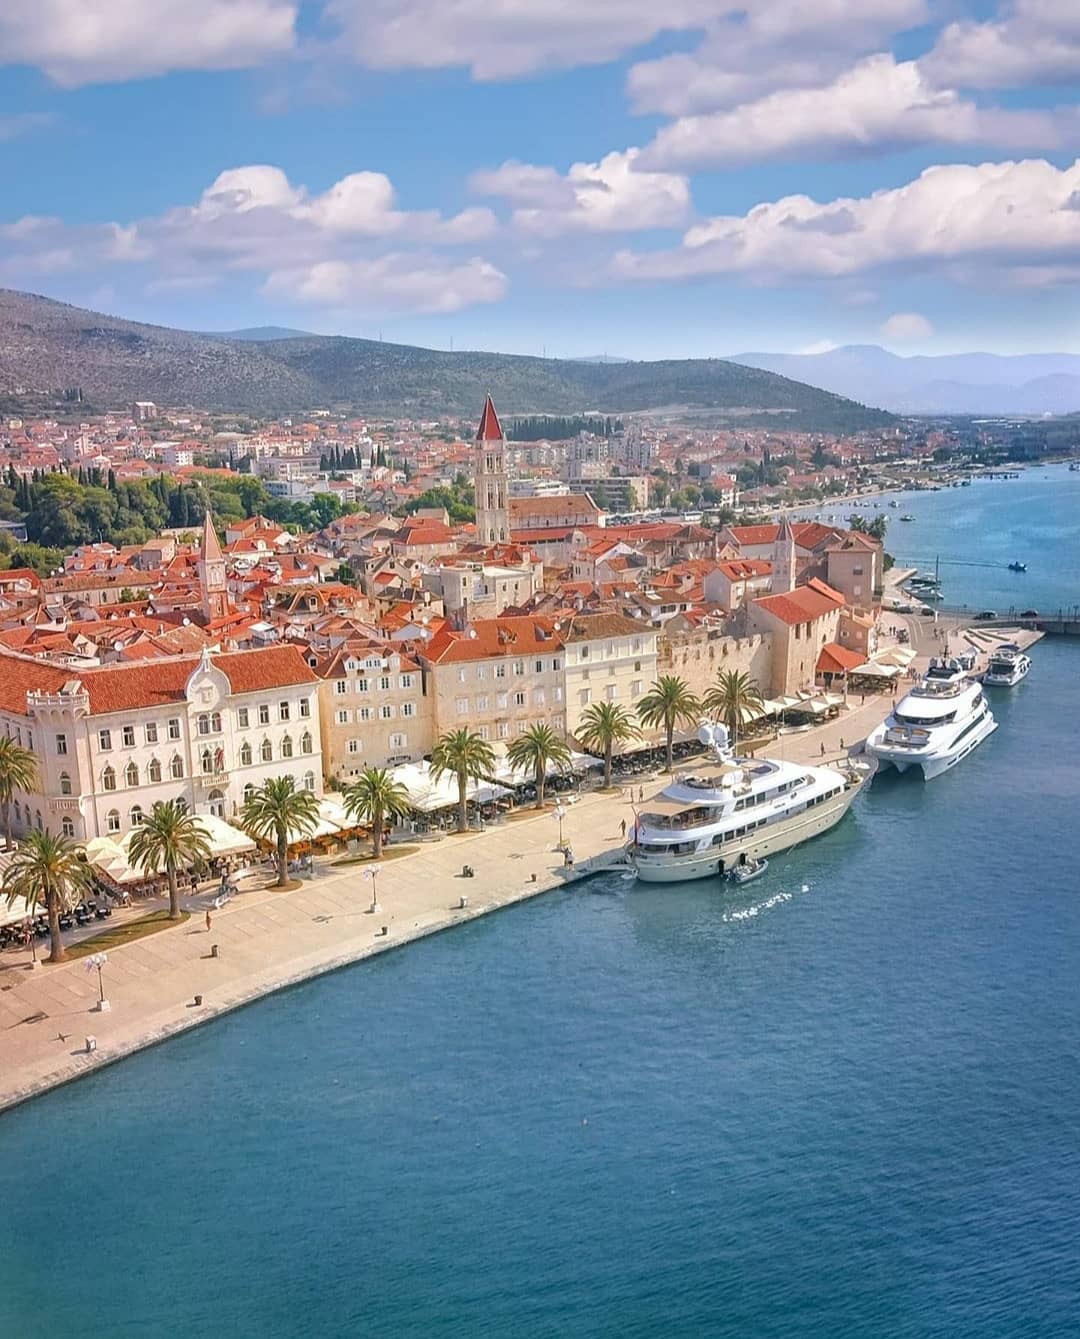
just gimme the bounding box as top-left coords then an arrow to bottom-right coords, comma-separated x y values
722,882 -> 811,923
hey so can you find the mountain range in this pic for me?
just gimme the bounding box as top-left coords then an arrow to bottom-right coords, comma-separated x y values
732,345 -> 1080,416
0,289 -> 890,430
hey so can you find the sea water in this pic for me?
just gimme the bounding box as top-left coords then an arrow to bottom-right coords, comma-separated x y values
1,656 -> 1078,1337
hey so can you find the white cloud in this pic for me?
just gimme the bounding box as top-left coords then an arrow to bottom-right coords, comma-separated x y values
611,157 -> 1080,287
626,0 -> 927,115
637,55 -> 1063,170
0,0 -> 297,86
880,312 -> 933,341
922,2 -> 1080,91
323,0 -> 720,80
0,165 -> 506,316
262,255 -> 507,313
470,149 -> 689,235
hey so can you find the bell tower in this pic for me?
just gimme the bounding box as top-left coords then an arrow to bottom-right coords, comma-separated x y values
772,515 -> 797,593
474,394 -> 509,545
198,510 -> 229,622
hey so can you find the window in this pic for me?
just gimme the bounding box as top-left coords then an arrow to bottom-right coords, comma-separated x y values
401,674 -> 414,690
579,646 -> 589,660
197,714 -> 210,736
299,698 -> 311,719
261,739 -> 273,763
634,660 -> 642,672
401,702 -> 415,718
240,742 -> 253,766
149,758 -> 162,783
477,724 -> 490,740
258,704 -> 270,726
514,691 -> 526,707
122,725 -> 135,748
279,702 -> 290,722
514,660 -> 525,676
301,731 -> 313,755
303,771 -> 316,792
107,809 -> 121,834
631,680 -> 642,698
125,761 -> 139,787
532,689 -> 545,706
59,772 -> 72,796
55,733 -> 67,755
99,729 -> 112,751
145,722 -> 158,744
102,765 -> 116,791
580,688 -> 591,705
170,755 -> 184,780
552,658 -> 561,672
356,678 -> 369,693
347,739 -> 360,755
359,706 -> 373,722
237,707 -> 249,729
497,722 -> 509,739
535,659 -> 544,673
130,805 -> 144,827
456,697 -> 469,715
380,705 -> 394,720
476,666 -> 486,681
61,816 -> 75,838
605,684 -> 617,701
553,686 -> 563,703
389,732 -> 407,751
282,735 -> 294,758
495,664 -> 506,679
200,748 -> 214,775
168,717 -> 181,741
336,710 -> 351,725
379,675 -> 391,691
474,695 -> 488,712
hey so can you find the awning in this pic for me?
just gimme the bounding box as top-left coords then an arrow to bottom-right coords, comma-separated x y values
874,645 -> 917,667
817,641 -> 866,675
853,661 -> 902,678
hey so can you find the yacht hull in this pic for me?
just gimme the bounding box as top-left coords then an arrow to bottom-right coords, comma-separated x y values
984,661 -> 1030,687
869,712 -> 997,781
629,781 -> 861,884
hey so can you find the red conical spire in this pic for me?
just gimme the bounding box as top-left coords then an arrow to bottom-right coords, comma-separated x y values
475,394 -> 504,442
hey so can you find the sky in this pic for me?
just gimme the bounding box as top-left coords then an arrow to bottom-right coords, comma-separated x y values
2,1 -> 1080,359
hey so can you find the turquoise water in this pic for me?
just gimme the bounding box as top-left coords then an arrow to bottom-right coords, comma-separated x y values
2,668 -> 1080,1335
799,461 -> 1080,613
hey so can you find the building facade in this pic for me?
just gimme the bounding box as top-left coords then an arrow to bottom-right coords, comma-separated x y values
561,612 -> 659,738
314,644 -> 434,781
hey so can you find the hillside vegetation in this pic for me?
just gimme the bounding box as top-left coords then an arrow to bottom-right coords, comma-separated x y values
0,289 -> 893,430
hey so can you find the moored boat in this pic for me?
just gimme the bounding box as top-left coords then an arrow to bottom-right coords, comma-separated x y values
866,657 -> 997,780
984,645 -> 1031,686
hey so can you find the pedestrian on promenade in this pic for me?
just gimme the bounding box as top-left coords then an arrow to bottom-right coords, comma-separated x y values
820,741 -> 826,756
638,786 -> 644,803
839,737 -> 845,751
205,907 -> 212,934
190,873 -> 198,896
620,818 -> 627,838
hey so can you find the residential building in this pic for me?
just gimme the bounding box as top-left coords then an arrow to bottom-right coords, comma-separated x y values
560,612 -> 658,738
314,644 -> 434,780
747,579 -> 846,696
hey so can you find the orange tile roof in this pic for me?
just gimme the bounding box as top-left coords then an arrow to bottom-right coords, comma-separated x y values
752,578 -> 845,627
817,642 -> 866,674
423,615 -> 562,664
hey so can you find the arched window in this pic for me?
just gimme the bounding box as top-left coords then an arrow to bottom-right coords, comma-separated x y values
300,731 -> 313,755
197,713 -> 210,736
59,771 -> 72,796
303,771 -> 316,792
148,757 -> 162,784
107,809 -> 121,834
281,734 -> 293,759
261,738 -> 273,763
130,805 -> 144,827
102,765 -> 116,792
240,742 -> 253,767
125,761 -> 139,787
170,755 -> 184,780
61,816 -> 75,838
200,747 -> 214,776
211,711 -> 222,733
243,783 -> 256,802
208,788 -> 225,819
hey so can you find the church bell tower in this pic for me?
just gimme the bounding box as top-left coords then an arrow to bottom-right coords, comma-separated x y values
474,394 -> 509,545
198,510 -> 229,622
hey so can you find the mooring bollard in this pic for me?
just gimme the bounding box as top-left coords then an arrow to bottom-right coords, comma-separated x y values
193,994 -> 203,1006
459,895 -> 468,910
380,925 -> 389,937
210,943 -> 219,959
85,1036 -> 97,1053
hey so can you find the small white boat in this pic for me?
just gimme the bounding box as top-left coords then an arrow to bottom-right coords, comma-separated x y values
984,645 -> 1031,686
729,857 -> 769,885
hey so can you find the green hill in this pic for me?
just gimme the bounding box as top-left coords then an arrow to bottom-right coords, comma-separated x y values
0,289 -> 893,430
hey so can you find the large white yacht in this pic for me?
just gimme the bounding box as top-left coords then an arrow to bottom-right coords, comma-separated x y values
627,724 -> 866,884
866,657 -> 997,780
983,644 -> 1031,687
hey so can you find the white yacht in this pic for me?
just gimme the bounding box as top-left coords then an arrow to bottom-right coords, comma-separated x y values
627,724 -> 866,884
983,644 -> 1031,687
866,657 -> 997,780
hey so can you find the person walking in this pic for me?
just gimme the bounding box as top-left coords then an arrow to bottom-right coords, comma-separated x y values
638,786 -> 644,803
620,818 -> 627,839
205,907 -> 213,934
820,741 -> 826,757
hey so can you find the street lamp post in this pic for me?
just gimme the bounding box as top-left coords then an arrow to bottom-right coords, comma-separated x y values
86,952 -> 109,1012
365,866 -> 380,913
552,802 -> 566,851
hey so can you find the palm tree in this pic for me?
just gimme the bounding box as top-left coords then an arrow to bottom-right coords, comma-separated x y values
3,831 -> 91,964
128,800 -> 212,921
342,767 -> 411,858
429,728 -> 496,833
636,675 -> 702,773
0,736 -> 37,849
506,723 -> 572,810
703,670 -> 766,749
240,776 -> 321,887
577,701 -> 641,789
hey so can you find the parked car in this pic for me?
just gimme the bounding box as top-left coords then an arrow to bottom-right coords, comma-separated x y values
974,610 -> 997,621
918,606 -> 935,616
1020,608 -> 1039,619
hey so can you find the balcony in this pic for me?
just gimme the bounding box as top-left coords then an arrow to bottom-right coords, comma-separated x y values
48,797 -> 83,813
194,770 -> 230,789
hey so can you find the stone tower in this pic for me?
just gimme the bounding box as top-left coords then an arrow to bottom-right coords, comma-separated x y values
474,394 -> 509,545
198,509 -> 229,622
772,515 -> 797,593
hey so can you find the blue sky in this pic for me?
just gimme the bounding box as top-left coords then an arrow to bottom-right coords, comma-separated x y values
2,1 -> 1080,357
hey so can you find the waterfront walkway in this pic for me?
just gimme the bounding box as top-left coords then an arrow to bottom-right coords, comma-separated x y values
0,638 -> 1029,1112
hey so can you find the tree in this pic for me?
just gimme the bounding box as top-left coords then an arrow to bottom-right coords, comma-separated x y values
342,767 -> 411,858
506,724 -> 572,810
637,675 -> 702,773
128,800 -> 212,921
240,776 -> 321,887
0,736 -> 37,848
703,670 -> 765,749
429,729 -> 496,833
576,702 -> 640,789
3,830 -> 91,963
